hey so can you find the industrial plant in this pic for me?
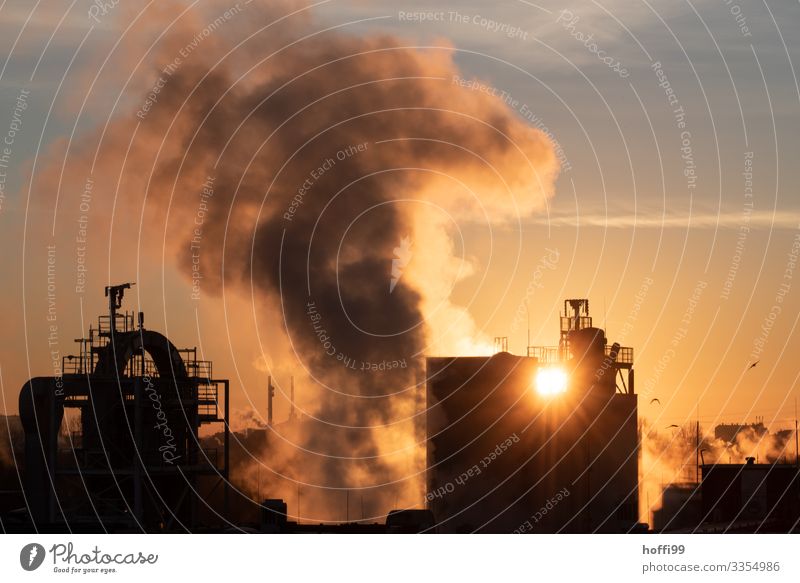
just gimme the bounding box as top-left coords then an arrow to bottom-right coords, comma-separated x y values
15,284 -> 230,531
1,289 -> 798,533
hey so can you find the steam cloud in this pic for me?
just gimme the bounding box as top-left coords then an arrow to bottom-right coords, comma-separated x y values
641,420 -> 798,526
26,1 -> 558,520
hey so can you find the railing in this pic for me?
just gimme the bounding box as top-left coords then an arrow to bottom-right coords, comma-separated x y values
529,344 -> 634,365
97,312 -> 136,336
560,316 -> 593,333
63,327 -> 215,383
185,359 -> 212,380
123,356 -> 160,378
198,381 -> 220,420
62,354 -> 92,375
606,345 -> 634,364
528,346 -> 563,364
179,347 -> 212,380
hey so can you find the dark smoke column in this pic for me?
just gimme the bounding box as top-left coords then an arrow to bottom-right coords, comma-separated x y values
165,30 -> 556,518
30,3 -> 557,520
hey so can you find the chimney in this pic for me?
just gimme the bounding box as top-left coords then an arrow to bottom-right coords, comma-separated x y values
267,376 -> 274,427
289,376 -> 296,422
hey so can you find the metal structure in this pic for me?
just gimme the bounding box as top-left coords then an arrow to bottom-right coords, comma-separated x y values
18,284 -> 229,531
528,298 -> 634,394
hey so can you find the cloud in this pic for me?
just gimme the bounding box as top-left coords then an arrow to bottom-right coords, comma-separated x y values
527,209 -> 799,229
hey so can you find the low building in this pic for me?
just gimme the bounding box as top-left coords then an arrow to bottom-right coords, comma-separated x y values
699,459 -> 800,532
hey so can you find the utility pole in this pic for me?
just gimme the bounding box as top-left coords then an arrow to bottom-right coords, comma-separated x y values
695,420 -> 700,483
289,376 -> 296,422
795,397 -> 799,468
695,397 -> 701,484
526,299 -> 531,356
267,376 -> 274,427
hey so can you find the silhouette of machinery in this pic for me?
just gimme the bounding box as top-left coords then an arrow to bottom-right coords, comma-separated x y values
559,298 -> 634,395
19,284 -> 229,531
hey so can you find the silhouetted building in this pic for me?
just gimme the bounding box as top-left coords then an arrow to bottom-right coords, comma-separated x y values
699,460 -> 800,532
426,299 -> 638,533
17,284 -> 229,531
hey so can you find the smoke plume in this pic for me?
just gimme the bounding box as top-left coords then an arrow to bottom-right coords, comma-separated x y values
641,420 -> 797,526
26,1 -> 558,520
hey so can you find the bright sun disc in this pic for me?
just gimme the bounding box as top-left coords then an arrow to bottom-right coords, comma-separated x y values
535,367 -> 568,396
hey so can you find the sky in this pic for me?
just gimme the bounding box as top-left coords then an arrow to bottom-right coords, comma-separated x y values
0,0 -> 799,439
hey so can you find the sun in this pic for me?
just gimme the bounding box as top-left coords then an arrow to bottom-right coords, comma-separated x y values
534,367 -> 568,397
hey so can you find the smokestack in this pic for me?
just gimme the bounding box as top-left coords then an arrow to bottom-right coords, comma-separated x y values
695,420 -> 700,483
267,376 -> 274,427
289,376 -> 296,422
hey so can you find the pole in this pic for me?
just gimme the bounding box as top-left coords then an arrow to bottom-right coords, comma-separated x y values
695,420 -> 700,483
695,397 -> 700,484
224,379 -> 230,519
134,378 -> 143,523
267,376 -> 273,427
526,299 -> 530,356
289,376 -> 296,421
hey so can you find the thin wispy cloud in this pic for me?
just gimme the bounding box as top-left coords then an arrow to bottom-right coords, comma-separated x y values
528,210 -> 799,229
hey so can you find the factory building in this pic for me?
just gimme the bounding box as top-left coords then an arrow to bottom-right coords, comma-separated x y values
654,461 -> 800,533
698,460 -> 800,532
426,299 -> 639,533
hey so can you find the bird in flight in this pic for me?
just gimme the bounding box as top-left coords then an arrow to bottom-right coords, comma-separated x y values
747,361 -> 759,370
666,424 -> 679,429
650,398 -> 661,405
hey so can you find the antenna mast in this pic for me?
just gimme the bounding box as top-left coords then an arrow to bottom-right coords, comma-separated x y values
526,299 -> 531,356
289,376 -> 296,422
267,376 -> 274,427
